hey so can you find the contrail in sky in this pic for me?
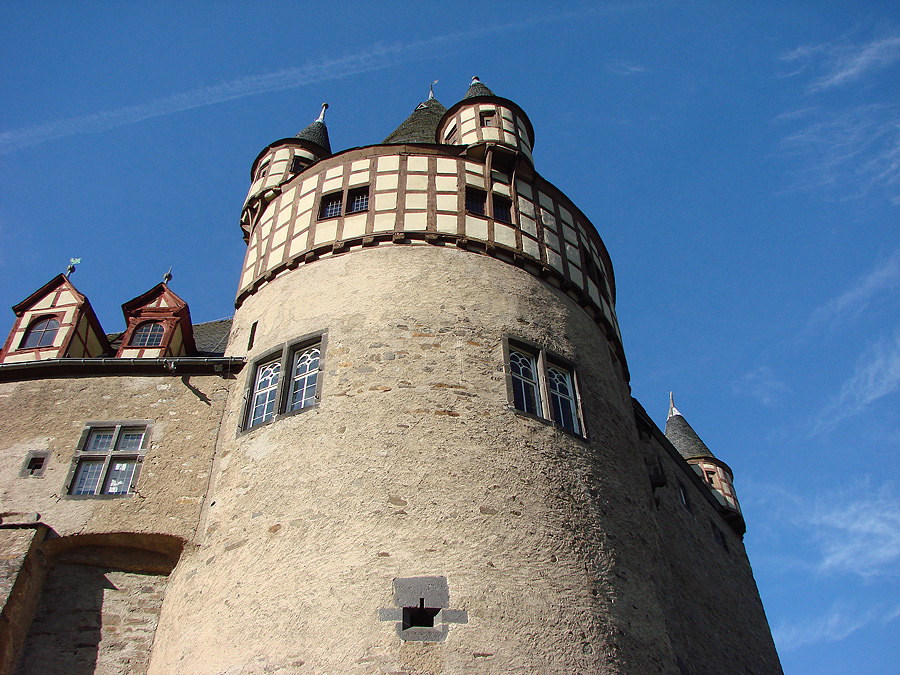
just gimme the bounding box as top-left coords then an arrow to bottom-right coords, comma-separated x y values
0,2 -> 656,155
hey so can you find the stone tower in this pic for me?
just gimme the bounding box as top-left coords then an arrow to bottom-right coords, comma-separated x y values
144,78 -> 782,673
0,78 -> 782,675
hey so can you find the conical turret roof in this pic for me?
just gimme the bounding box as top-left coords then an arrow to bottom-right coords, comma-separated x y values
664,394 -> 716,460
383,87 -> 447,144
463,76 -> 495,99
295,103 -> 331,153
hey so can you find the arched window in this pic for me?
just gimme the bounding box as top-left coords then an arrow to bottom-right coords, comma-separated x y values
130,322 -> 165,347
20,316 -> 59,349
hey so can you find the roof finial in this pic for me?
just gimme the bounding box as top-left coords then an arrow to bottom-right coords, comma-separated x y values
471,75 -> 480,85
163,266 -> 173,284
317,102 -> 328,124
668,392 -> 681,420
65,257 -> 81,278
429,80 -> 438,100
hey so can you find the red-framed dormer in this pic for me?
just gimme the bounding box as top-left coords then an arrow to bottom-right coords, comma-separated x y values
0,274 -> 112,364
116,283 -> 197,358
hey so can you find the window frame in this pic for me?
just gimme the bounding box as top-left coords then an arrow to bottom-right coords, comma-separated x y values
129,321 -> 165,347
19,315 -> 61,350
64,422 -> 152,498
502,337 -> 586,438
240,331 -> 327,433
346,186 -> 370,214
318,192 -> 343,220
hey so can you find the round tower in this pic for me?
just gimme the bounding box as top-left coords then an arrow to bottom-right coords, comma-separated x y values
147,81 -> 683,674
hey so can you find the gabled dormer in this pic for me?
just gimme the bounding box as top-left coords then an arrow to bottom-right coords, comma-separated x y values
116,283 -> 197,358
0,274 -> 111,364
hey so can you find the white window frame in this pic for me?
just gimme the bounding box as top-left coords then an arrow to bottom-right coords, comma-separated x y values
503,338 -> 585,437
241,332 -> 326,432
66,422 -> 151,497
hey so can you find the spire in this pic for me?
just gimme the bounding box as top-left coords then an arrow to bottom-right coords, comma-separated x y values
295,103 -> 331,154
664,395 -> 715,460
383,86 -> 447,144
463,75 -> 495,99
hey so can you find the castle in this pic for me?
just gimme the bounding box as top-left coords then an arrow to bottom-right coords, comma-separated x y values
0,78 -> 782,674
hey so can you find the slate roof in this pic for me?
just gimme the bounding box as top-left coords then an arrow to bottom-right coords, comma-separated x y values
665,408 -> 716,460
383,96 -> 448,144
463,76 -> 496,99
105,317 -> 232,356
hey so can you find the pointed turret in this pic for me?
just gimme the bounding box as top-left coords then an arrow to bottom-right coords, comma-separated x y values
295,103 -> 331,155
383,85 -> 447,144
665,394 -> 744,533
665,392 -> 715,461
463,75 -> 495,99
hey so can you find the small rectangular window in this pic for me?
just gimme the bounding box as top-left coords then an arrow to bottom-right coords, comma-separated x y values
290,156 -> 307,173
68,424 -> 149,497
493,196 -> 512,224
255,159 -> 270,181
465,188 -> 486,216
347,187 -> 369,214
505,339 -> 584,436
444,123 -> 458,143
480,111 -> 495,127
319,193 -> 342,219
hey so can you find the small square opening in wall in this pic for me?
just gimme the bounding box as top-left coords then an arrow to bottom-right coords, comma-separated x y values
21,452 -> 49,478
403,598 -> 441,630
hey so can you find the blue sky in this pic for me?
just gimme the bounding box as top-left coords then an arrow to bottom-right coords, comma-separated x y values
1,2 -> 898,672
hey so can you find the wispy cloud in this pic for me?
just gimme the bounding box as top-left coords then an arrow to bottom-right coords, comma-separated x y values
732,366 -> 789,406
774,600 -> 900,651
809,247 -> 900,328
607,61 -> 648,76
779,102 -> 900,203
814,329 -> 900,433
0,2 -> 660,155
781,34 -> 900,92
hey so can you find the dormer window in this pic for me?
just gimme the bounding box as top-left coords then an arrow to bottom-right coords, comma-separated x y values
20,316 -> 59,349
129,322 -> 165,347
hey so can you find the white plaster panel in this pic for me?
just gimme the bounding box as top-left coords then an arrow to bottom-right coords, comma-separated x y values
563,225 -> 578,245
521,145 -> 533,161
314,221 -> 338,245
465,162 -> 483,175
503,132 -> 517,146
296,192 -> 315,215
517,198 -> 535,218
263,174 -> 280,189
461,119 -> 477,134
325,166 -> 343,180
273,148 -> 291,161
547,250 -> 564,273
32,295 -> 53,311
460,108 -> 476,122
289,232 -> 309,258
465,216 -> 488,240
520,215 -> 537,238
403,212 -> 427,231
495,224 -> 517,249
465,173 -> 484,187
516,181 -> 534,200
348,171 -> 369,186
266,246 -> 285,270
491,169 -> 510,184
281,186 -> 296,204
377,155 -> 400,172
436,194 -> 457,211
501,108 -> 514,121
544,230 -> 560,251
483,127 -> 501,141
295,210 -> 312,232
587,279 -> 601,306
492,183 -> 511,197
436,214 -> 457,233
351,160 -> 369,171
405,193 -> 427,210
322,177 -> 342,192
541,210 -> 558,232
272,226 -> 288,249
297,149 -> 314,160
375,192 -> 397,211
342,213 -> 367,239
407,156 -> 428,172
259,219 -> 273,240
376,173 -> 398,191
501,119 -> 515,132
461,130 -> 478,144
57,290 -> 77,306
301,177 -> 318,196
569,267 -> 584,289
522,235 -> 540,260
276,207 -> 292,229
406,174 -> 428,191
435,176 -> 458,192
373,212 -> 395,232
436,158 -> 457,174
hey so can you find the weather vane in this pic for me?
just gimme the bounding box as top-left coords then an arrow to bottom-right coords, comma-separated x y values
163,266 -> 173,284
65,257 -> 81,277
